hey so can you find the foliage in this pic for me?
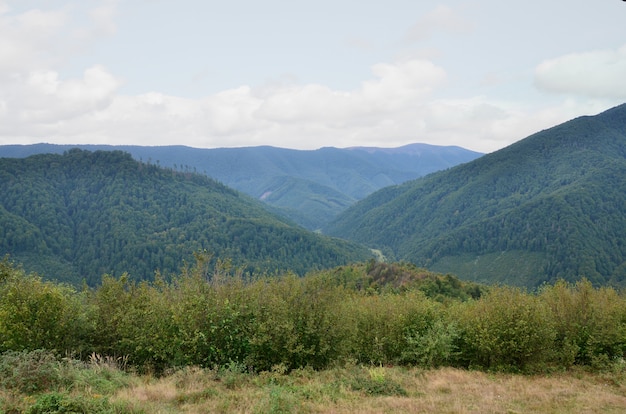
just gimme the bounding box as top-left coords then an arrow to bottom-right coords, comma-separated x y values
0,262 -> 92,354
540,279 -> 626,368
327,103 -> 626,287
25,391 -> 136,414
0,149 -> 371,285
348,366 -> 408,396
0,142 -> 482,230
0,350 -> 64,394
3,259 -> 626,375
453,286 -> 556,372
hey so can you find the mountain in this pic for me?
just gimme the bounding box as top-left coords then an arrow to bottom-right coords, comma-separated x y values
0,144 -> 482,230
326,103 -> 626,287
0,149 -> 372,285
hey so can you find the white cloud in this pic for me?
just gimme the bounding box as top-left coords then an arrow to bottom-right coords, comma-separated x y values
534,45 -> 626,99
89,0 -> 118,36
0,1 -> 620,155
0,6 -> 67,73
1,53 -> 609,154
0,65 -> 120,137
405,5 -> 473,43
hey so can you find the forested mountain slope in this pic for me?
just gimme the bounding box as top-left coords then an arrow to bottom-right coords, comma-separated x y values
326,103 -> 626,287
0,150 -> 372,285
0,143 -> 482,229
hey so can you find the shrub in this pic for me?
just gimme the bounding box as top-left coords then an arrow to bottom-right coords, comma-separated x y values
400,318 -> 458,368
349,290 -> 444,366
25,391 -> 139,414
171,267 -> 252,368
454,286 -> 556,372
0,270 -> 91,354
348,366 -> 407,396
91,274 -> 181,372
246,273 -> 352,371
0,350 -> 63,394
540,279 -> 626,368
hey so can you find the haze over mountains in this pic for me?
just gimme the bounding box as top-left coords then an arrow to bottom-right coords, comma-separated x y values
327,103 -> 626,287
0,143 -> 482,230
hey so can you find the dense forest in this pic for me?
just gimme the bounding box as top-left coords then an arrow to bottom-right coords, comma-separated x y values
0,149 -> 371,285
327,103 -> 626,287
0,143 -> 482,229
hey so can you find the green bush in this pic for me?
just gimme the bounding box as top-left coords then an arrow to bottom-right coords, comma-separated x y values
90,274 -> 181,372
0,268 -> 91,354
349,290 -> 444,366
540,279 -> 626,368
246,273 -> 352,371
3,257 -> 626,375
0,350 -> 63,394
170,266 -> 252,368
25,391 -> 139,414
348,366 -> 407,396
454,286 -> 556,372
400,318 -> 458,368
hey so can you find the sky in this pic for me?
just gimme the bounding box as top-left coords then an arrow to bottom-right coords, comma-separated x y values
0,1 -> 625,153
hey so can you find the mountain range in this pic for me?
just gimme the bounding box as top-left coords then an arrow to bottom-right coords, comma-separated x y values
4,104 -> 626,288
326,103 -> 626,287
0,143 -> 482,230
0,149 -> 371,285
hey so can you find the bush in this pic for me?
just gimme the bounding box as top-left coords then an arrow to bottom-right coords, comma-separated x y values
349,290 -> 445,366
348,366 -> 407,396
26,391 -> 139,414
540,279 -> 626,368
170,267 -> 252,368
400,318 -> 458,368
246,273 -> 353,371
0,269 -> 91,354
0,350 -> 63,394
454,286 -> 556,372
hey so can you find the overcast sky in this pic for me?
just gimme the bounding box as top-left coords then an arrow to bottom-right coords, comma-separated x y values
1,1 -> 625,153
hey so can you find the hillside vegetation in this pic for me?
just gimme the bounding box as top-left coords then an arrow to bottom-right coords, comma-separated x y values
327,103 -> 626,287
4,253 -> 626,411
0,149 -> 371,285
2,254 -> 626,373
0,143 -> 482,229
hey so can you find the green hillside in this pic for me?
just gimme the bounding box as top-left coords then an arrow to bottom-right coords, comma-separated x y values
326,103 -> 626,287
0,149 -> 372,285
0,144 -> 482,230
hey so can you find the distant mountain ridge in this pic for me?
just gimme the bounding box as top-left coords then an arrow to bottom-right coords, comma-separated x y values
326,103 -> 626,287
0,149 -> 372,285
0,143 -> 483,229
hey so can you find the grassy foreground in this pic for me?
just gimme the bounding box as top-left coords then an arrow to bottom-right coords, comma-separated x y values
2,354 -> 626,413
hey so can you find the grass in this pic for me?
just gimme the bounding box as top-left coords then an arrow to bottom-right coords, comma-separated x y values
112,365 -> 626,413
3,359 -> 626,413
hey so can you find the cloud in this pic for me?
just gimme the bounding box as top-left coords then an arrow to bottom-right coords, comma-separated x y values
0,1 -> 118,77
0,0 -> 617,156
534,45 -> 626,99
1,51 -> 605,154
0,6 -> 67,73
0,65 -> 120,136
404,5 -> 473,43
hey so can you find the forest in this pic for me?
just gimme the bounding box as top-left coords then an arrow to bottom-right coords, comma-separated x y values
0,149 -> 371,285
327,103 -> 626,287
0,143 -> 482,230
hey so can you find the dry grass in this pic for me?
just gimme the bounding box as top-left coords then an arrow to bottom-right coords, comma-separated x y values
107,365 -> 626,414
